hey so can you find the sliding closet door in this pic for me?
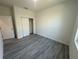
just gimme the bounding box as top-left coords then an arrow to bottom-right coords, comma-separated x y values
16,17 -> 30,38
22,17 -> 29,37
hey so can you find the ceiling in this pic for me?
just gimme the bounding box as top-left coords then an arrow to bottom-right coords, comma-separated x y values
0,0 -> 71,11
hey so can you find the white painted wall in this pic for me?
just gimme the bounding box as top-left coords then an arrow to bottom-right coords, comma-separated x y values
13,6 -> 35,38
0,31 -> 3,59
36,0 -> 77,45
0,16 -> 14,39
69,19 -> 78,59
13,6 -> 35,18
0,5 -> 11,16
0,5 -> 14,40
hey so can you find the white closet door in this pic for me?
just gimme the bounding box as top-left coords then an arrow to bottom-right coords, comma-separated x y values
0,16 -> 14,39
22,17 -> 29,37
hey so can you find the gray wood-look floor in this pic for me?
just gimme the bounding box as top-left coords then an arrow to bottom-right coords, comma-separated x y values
4,34 -> 69,59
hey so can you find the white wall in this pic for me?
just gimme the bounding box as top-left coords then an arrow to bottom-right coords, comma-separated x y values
0,16 -> 14,39
0,31 -> 3,59
13,6 -> 35,38
69,19 -> 78,59
0,5 -> 11,16
0,5 -> 14,39
36,0 -> 77,45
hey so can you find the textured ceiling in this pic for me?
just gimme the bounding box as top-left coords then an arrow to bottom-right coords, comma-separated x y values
0,0 -> 71,11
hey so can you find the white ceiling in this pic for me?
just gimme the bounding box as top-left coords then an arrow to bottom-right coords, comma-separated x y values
0,0 -> 70,11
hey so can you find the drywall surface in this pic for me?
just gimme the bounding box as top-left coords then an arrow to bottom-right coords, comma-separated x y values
36,0 -> 77,45
0,31 -> 3,59
0,16 -> 14,39
13,6 -> 35,38
13,6 -> 35,18
0,5 -> 11,16
69,19 -> 78,59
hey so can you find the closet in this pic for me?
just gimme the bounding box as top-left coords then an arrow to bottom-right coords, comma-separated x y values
13,6 -> 35,39
15,17 -> 30,38
22,17 -> 29,37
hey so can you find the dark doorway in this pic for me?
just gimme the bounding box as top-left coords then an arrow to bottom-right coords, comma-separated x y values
29,18 -> 33,34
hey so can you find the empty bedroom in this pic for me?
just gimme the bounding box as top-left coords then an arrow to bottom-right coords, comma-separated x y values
0,0 -> 78,59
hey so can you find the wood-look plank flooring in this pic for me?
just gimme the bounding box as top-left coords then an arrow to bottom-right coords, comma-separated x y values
3,34 -> 69,59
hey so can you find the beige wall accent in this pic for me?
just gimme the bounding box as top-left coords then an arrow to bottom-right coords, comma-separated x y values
0,16 -> 14,39
0,5 -> 11,16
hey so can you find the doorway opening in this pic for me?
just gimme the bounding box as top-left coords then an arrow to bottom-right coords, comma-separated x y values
29,18 -> 34,35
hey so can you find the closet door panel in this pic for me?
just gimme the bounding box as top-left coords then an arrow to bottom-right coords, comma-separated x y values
15,17 -> 30,38
22,18 -> 29,37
